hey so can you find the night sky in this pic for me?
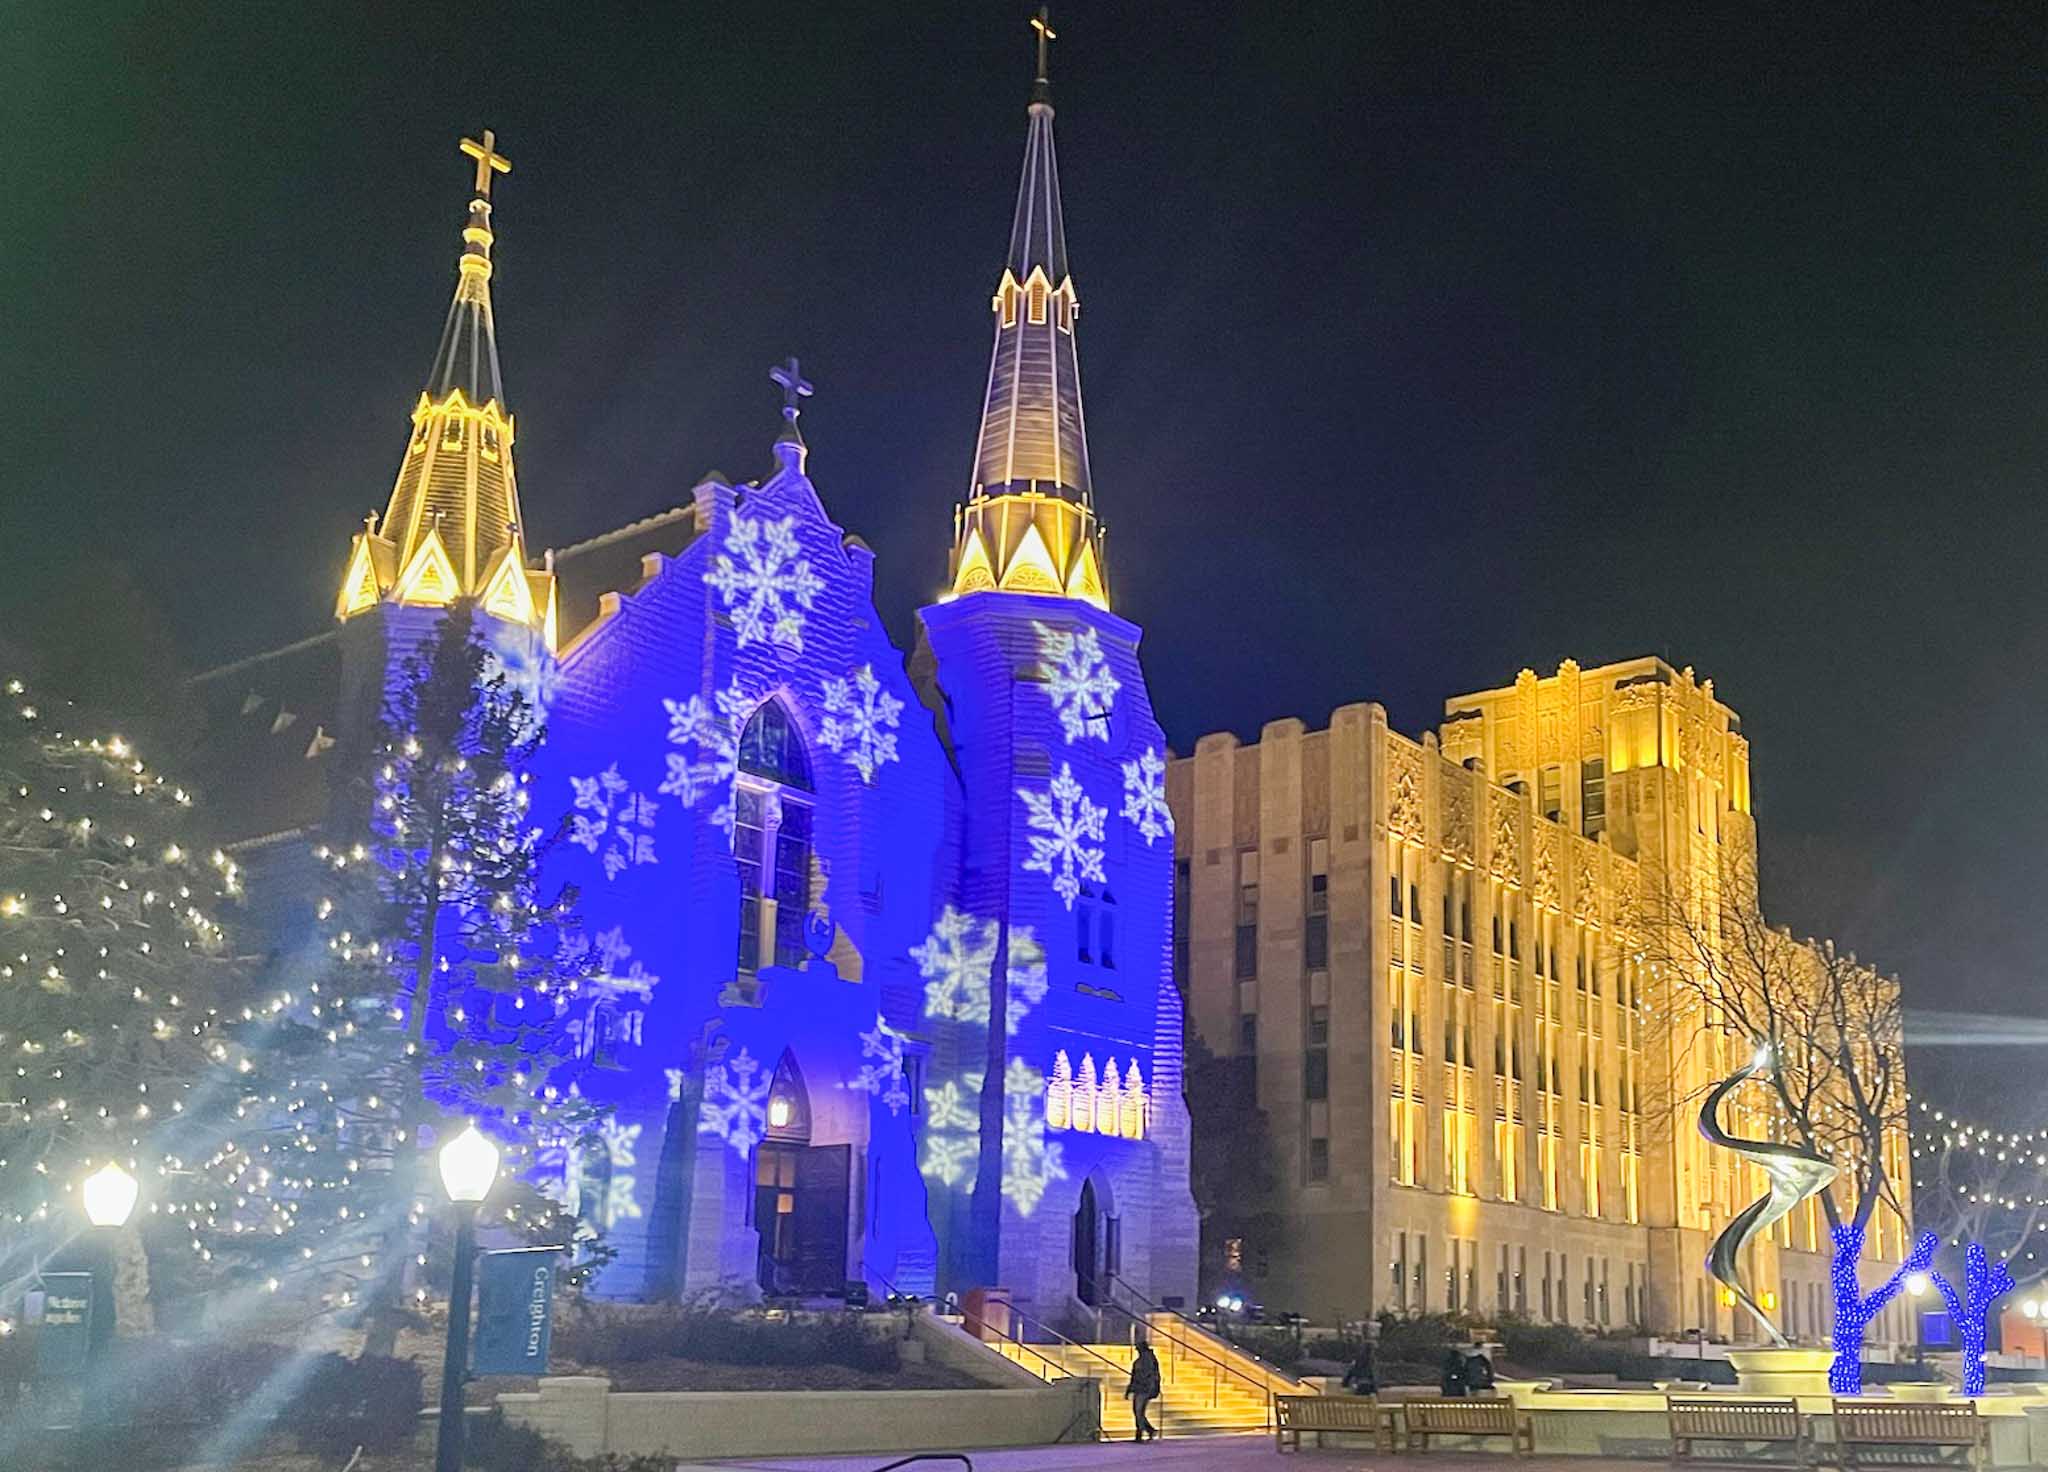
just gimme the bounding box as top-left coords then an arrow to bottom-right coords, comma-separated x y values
7,5 -> 2045,1076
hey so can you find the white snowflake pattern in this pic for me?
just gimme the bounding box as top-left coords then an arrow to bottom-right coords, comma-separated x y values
1120,745 -> 1173,847
1000,1058 -> 1067,1216
912,909 -> 1047,1034
923,1077 -> 982,1131
921,1132 -> 978,1188
567,764 -> 658,880
587,926 -> 659,1003
698,1046 -> 771,1156
1020,762 -> 1108,910
1034,621 -> 1120,744
481,621 -> 563,734
849,1013 -> 911,1115
819,663 -> 904,784
599,1120 -> 643,1225
659,681 -> 753,837
704,513 -> 823,655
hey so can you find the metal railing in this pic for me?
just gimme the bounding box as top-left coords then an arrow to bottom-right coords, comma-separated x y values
1102,1271 -> 1311,1419
869,1457 -> 972,1472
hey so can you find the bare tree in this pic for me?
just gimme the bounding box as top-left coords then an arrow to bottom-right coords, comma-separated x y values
1643,849 -> 1926,1391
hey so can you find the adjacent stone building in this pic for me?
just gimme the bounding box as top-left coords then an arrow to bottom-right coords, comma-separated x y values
1169,657 -> 1914,1345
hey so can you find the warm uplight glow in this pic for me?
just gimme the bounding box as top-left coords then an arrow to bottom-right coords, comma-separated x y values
2024,1300 -> 2041,1320
81,1161 -> 140,1228
437,1122 -> 500,1204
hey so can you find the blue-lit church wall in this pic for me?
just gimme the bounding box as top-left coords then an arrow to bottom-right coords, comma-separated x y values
915,593 -> 1199,1311
530,446 -> 952,1300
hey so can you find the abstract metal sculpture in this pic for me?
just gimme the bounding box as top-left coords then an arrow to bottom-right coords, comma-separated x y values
1698,1042 -> 1839,1346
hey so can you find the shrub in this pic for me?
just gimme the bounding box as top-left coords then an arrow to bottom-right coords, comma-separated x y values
466,1409 -> 674,1472
552,1302 -> 898,1373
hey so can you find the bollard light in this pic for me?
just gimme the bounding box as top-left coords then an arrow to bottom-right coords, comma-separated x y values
81,1162 -> 139,1229
437,1122 -> 500,1204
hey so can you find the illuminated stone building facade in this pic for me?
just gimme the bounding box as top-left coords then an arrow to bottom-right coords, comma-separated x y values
1169,658 -> 1914,1344
198,51 -> 1196,1310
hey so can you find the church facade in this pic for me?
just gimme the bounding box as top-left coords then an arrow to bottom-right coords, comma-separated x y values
214,65 -> 1198,1309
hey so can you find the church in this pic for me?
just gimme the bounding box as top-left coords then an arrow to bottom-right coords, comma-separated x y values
198,40 -> 1199,1311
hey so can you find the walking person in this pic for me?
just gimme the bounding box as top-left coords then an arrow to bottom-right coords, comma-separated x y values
1126,1336 -> 1163,1442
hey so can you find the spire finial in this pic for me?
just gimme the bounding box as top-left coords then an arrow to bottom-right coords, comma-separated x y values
771,356 -> 814,425
460,130 -> 512,199
1030,7 -> 1056,101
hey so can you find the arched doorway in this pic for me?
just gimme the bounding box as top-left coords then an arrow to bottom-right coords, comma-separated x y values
1072,1172 -> 1120,1307
752,1050 -> 850,1295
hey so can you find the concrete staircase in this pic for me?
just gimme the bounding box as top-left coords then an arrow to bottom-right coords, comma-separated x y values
988,1337 -> 1277,1437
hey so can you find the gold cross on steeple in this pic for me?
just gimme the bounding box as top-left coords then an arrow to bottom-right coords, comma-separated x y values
1031,7 -> 1056,83
460,130 -> 512,198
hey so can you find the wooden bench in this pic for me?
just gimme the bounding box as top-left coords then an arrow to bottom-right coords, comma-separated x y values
1273,1393 -> 1396,1453
1401,1396 -> 1535,1456
1667,1395 -> 1813,1467
1831,1400 -> 1989,1472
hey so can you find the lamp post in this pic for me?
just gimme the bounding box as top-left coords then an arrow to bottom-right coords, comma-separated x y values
434,1123 -> 500,1472
79,1163 -> 138,1360
1906,1270 -> 1929,1375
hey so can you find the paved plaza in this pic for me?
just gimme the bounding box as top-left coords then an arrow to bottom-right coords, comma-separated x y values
685,1435 -> 1672,1472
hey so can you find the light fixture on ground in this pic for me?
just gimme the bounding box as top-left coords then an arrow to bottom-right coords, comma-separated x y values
435,1122 -> 501,1472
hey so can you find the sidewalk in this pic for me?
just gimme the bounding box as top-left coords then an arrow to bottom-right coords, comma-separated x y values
683,1433 -> 1674,1472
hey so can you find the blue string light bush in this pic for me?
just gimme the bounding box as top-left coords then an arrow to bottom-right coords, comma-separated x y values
1829,1223 -> 1936,1394
1931,1241 -> 2013,1397
183,604 -> 601,1352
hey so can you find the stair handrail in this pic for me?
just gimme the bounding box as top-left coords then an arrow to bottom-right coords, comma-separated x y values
1101,1271 -> 1309,1401
996,1298 -> 1136,1386
1092,1293 -> 1276,1417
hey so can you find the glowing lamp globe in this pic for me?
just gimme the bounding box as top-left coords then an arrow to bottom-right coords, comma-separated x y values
81,1162 -> 139,1229
768,1095 -> 794,1129
1904,1272 -> 1929,1298
2023,1300 -> 2040,1320
437,1123 -> 501,1205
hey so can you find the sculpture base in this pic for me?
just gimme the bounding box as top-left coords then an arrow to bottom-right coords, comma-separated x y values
1727,1348 -> 1836,1398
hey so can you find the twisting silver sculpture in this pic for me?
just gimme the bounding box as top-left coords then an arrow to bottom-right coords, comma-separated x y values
1698,1041 -> 1838,1346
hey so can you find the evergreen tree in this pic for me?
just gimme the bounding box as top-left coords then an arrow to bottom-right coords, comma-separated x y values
0,676 -> 246,1316
191,606 -> 597,1351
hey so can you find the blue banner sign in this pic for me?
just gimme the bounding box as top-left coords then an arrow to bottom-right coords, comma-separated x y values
36,1273 -> 93,1378
473,1248 -> 559,1376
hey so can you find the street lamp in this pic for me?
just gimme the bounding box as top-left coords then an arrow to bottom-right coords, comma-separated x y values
76,1161 -> 138,1412
434,1123 -> 500,1472
81,1163 -> 139,1230
1906,1271 -> 1929,1375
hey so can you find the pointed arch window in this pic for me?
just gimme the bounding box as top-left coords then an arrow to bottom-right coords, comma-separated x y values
1028,277 -> 1048,324
1000,282 -> 1019,329
441,415 -> 465,451
735,699 -> 815,972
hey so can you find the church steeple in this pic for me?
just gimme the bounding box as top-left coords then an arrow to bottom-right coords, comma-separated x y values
336,131 -> 556,645
945,8 -> 1108,609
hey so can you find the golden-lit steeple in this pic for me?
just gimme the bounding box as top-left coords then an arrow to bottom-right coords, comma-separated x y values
336,130 -> 557,645
944,8 -> 1109,609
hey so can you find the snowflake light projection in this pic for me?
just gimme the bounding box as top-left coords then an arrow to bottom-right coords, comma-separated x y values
849,1013 -> 911,1115
586,925 -> 659,1004
598,1119 -> 643,1226
1020,762 -> 1107,909
1034,620 -> 1120,744
1120,745 -> 1172,847
913,908 -> 1047,1032
660,680 -> 753,837
920,1072 -> 984,1187
819,663 -> 904,783
698,1045 -> 771,1157
567,763 -> 659,879
1000,1057 -> 1067,1216
482,620 -> 562,733
704,513 -> 823,655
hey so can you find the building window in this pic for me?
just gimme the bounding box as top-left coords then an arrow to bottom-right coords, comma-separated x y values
441,415 -> 464,450
1584,1258 -> 1596,1324
1492,913 -> 1503,953
1307,1135 -> 1329,1182
1000,281 -> 1018,327
1099,893 -> 1117,969
1392,1234 -> 1409,1308
1542,1251 -> 1554,1320
1028,277 -> 1048,323
1304,1049 -> 1328,1101
1304,911 -> 1328,969
1235,851 -> 1259,979
734,700 -> 816,971
1516,1247 -> 1529,1314
1539,765 -> 1562,823
1076,895 -> 1094,963
1581,759 -> 1606,837
1307,1004 -> 1329,1047
1390,871 -> 1403,917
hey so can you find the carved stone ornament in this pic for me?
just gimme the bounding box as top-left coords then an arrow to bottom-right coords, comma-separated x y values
1388,739 -> 1425,842
1532,827 -> 1559,910
1440,764 -> 1474,863
1488,789 -> 1521,882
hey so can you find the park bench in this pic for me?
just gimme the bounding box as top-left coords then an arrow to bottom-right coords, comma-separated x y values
1830,1400 -> 1989,1472
1666,1395 -> 1813,1467
1401,1395 -> 1535,1456
1272,1393 -> 1396,1452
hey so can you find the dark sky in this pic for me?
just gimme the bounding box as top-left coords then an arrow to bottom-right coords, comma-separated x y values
7,5 -> 2046,1071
